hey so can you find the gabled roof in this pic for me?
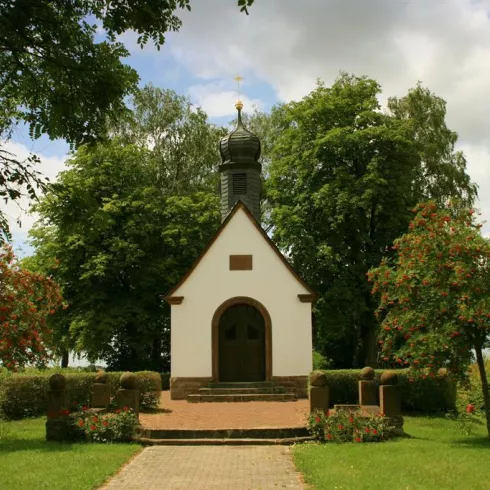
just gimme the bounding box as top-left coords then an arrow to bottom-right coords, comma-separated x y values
164,200 -> 316,300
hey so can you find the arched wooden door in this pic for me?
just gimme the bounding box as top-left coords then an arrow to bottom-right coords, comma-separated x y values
218,304 -> 265,382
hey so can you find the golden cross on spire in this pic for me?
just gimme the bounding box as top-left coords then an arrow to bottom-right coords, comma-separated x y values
234,74 -> 244,100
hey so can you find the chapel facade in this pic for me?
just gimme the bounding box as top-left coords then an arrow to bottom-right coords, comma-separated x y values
165,101 -> 314,401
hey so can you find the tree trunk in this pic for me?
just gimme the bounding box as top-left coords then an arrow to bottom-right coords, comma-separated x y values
61,350 -> 69,368
474,342 -> 490,438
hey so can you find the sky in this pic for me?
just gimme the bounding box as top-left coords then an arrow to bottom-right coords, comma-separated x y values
5,0 -> 490,255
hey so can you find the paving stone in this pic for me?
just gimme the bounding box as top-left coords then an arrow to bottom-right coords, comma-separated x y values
102,445 -> 305,489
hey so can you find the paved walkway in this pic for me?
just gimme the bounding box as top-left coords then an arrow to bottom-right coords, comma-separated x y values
102,445 -> 305,490
139,392 -> 309,430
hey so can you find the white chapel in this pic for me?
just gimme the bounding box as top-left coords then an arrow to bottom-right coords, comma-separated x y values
165,100 -> 314,401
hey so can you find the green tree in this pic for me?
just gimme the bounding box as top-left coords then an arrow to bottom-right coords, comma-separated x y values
0,0 -> 252,243
368,202 -> 490,438
28,87 -> 224,369
266,74 -> 477,367
30,142 -> 220,370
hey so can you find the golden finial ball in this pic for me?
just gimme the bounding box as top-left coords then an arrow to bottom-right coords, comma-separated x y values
235,99 -> 244,111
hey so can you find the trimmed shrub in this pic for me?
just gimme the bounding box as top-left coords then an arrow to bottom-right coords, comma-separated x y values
0,369 -> 162,420
318,369 -> 456,413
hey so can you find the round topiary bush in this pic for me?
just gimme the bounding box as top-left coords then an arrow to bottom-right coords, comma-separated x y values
120,372 -> 138,389
95,370 -> 109,384
310,371 -> 328,387
49,374 -> 66,391
380,371 -> 398,386
359,366 -> 375,380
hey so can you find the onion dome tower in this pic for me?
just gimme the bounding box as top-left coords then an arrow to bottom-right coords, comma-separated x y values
219,100 -> 262,222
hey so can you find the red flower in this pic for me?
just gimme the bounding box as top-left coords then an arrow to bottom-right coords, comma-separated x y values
372,429 -> 378,435
103,420 -> 109,427
59,409 -> 70,416
355,437 -> 361,442
348,417 -> 354,423
90,425 -> 96,431
123,406 -> 129,412
466,404 -> 475,414
364,428 -> 370,433
78,419 -> 84,427
82,405 -> 89,411
337,424 -> 344,430
92,416 -> 98,423
315,417 -> 321,423
326,433 -> 332,440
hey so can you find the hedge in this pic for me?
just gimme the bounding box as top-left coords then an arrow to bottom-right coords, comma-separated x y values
0,370 -> 162,420
317,369 -> 457,413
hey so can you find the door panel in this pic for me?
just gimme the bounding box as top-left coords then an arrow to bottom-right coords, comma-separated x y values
218,304 -> 265,382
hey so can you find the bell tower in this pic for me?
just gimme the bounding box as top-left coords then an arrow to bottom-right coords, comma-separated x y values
218,99 -> 262,222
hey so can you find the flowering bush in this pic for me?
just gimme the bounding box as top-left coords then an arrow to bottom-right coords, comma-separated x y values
307,409 -> 395,443
0,245 -> 63,370
72,405 -> 139,442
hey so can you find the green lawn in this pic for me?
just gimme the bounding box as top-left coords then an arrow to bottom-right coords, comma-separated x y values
0,418 -> 141,490
294,415 -> 490,490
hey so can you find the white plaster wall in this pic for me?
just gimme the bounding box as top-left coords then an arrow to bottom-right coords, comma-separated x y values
170,207 -> 313,378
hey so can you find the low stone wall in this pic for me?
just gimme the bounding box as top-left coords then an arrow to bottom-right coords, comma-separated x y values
272,376 -> 308,398
170,377 -> 213,400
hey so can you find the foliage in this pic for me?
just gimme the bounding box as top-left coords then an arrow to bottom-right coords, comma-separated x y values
307,409 -> 395,443
312,350 -> 332,370
458,358 -> 490,415
294,416 -> 490,490
368,201 -> 490,437
28,123 -> 221,369
0,418 -> 140,490
0,245 -> 63,370
72,406 -> 139,443
266,73 -> 477,368
318,369 -> 456,412
0,370 -> 161,420
0,0 -> 192,242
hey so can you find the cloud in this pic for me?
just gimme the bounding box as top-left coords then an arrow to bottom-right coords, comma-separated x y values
163,0 -> 490,229
188,81 -> 263,117
2,140 -> 67,237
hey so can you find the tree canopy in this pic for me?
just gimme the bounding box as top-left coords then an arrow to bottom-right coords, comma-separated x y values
369,201 -> 490,437
0,0 -> 251,243
266,74 -> 478,367
27,87 -> 223,370
0,245 -> 63,370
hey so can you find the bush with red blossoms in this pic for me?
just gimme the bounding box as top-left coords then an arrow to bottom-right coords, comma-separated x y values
0,245 -> 63,370
368,201 -> 490,438
307,409 -> 395,443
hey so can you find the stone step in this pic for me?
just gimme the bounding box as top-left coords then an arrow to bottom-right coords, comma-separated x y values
198,387 -> 286,395
207,381 -> 277,389
137,436 -> 314,446
187,393 -> 297,403
138,427 -> 309,440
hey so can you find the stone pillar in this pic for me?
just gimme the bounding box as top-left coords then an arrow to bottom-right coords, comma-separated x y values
116,372 -> 139,417
309,371 -> 329,414
359,366 -> 377,406
46,374 -> 69,441
379,371 -> 404,436
91,370 -> 111,408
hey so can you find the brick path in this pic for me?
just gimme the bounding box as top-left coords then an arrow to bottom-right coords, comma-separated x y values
140,392 -> 309,430
102,445 -> 305,489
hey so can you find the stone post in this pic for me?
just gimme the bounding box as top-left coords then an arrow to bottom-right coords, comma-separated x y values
91,370 -> 111,408
358,366 -> 377,406
46,374 -> 69,441
116,372 -> 139,417
309,371 -> 329,414
379,371 -> 404,436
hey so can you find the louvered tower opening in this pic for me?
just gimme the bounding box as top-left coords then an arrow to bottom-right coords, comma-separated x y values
232,173 -> 247,195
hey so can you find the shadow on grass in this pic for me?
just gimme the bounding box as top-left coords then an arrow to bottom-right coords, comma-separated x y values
0,438 -> 77,454
450,437 -> 490,449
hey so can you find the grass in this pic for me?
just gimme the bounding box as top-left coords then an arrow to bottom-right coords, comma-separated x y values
294,415 -> 490,490
0,417 -> 141,490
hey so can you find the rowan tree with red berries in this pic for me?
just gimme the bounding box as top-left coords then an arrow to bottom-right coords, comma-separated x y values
368,201 -> 490,437
0,245 -> 63,370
